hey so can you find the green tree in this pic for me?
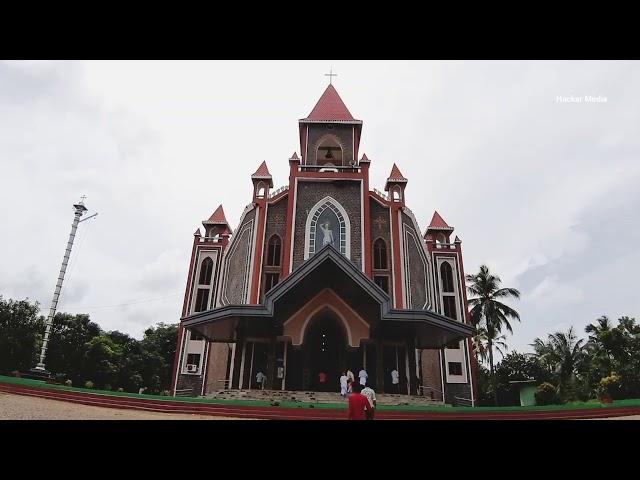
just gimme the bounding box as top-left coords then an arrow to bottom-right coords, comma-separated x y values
531,327 -> 585,401
466,265 -> 521,404
584,316 -> 640,398
140,323 -> 178,392
0,297 -> 44,373
46,312 -> 102,386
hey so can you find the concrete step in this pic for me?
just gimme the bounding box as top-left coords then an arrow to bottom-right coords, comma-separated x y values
206,389 -> 446,407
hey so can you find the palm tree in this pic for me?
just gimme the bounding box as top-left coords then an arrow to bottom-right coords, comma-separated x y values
466,265 -> 521,377
531,327 -> 585,399
474,326 -> 509,365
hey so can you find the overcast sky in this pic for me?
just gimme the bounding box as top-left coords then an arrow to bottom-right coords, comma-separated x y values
1,60 -> 638,354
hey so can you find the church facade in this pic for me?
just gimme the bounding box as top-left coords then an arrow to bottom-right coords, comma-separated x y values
171,84 -> 477,405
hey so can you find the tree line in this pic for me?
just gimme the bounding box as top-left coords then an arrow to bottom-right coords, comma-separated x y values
0,296 -> 178,394
467,266 -> 640,406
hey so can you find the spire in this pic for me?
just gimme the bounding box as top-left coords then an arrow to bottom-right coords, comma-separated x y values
251,160 -> 273,189
427,211 -> 454,231
193,228 -> 201,237
360,153 -> 371,163
251,160 -> 271,178
305,84 -> 355,121
290,151 -> 300,161
387,163 -> 407,182
204,205 -> 229,225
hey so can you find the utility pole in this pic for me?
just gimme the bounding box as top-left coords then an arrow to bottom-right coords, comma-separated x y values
32,196 -> 97,376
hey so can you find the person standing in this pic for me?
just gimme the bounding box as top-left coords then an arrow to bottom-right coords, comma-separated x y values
358,368 -> 368,386
361,384 -> 377,420
346,369 -> 355,393
347,383 -> 371,420
391,368 -> 399,393
256,371 -> 266,390
339,371 -> 349,398
318,371 -> 327,390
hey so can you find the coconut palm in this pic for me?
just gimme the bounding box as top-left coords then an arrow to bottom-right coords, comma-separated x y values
466,265 -> 521,377
531,327 -> 585,399
474,326 -> 509,365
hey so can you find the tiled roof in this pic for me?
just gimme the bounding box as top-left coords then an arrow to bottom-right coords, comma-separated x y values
204,205 -> 229,224
305,84 -> 354,121
428,211 -> 453,230
387,163 -> 407,181
251,161 -> 272,178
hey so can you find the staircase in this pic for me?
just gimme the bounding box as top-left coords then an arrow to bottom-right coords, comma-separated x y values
206,389 -> 446,407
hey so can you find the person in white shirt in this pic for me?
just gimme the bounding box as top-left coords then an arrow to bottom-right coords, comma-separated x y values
256,371 -> 266,390
339,371 -> 349,398
346,369 -> 355,393
361,385 -> 377,420
391,368 -> 400,393
358,368 -> 368,386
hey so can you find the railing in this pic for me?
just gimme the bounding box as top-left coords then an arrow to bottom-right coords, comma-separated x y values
268,185 -> 289,198
418,384 -> 444,401
299,165 -> 361,173
175,388 -> 195,397
372,188 -> 389,201
217,379 -> 230,390
453,396 -> 474,407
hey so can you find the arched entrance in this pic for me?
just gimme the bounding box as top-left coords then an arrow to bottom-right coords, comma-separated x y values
302,309 -> 347,391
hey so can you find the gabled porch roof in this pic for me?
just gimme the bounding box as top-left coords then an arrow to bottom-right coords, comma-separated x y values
181,245 -> 475,348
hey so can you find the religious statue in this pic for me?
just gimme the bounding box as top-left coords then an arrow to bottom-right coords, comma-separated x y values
319,221 -> 334,247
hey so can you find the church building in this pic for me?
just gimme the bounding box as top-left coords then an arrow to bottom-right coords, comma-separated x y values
171,83 -> 477,405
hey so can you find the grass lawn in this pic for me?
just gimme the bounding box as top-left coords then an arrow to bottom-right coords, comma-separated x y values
2,374 -> 639,413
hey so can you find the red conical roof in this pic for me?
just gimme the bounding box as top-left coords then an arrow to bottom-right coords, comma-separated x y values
205,205 -> 229,225
251,160 -> 272,178
387,163 -> 407,182
428,211 -> 453,230
360,153 -> 371,162
305,84 -> 354,121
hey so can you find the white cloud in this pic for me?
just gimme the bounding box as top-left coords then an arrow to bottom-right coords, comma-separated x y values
1,60 -> 639,349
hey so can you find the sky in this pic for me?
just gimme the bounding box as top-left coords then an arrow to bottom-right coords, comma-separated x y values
1,60 -> 639,355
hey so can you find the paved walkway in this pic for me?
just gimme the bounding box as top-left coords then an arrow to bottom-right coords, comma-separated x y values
0,392 -> 242,420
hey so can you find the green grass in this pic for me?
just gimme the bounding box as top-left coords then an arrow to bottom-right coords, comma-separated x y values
2,375 -> 640,413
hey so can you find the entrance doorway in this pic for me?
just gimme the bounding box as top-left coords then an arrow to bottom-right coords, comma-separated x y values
303,309 -> 347,391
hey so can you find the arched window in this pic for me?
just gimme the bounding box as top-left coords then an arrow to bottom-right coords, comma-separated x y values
199,257 -> 214,285
440,262 -> 454,293
266,235 -> 281,266
305,197 -> 350,259
392,187 -> 402,202
256,182 -> 266,198
373,238 -> 388,270
436,233 -> 446,244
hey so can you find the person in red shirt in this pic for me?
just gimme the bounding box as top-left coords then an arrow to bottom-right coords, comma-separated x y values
347,383 -> 372,420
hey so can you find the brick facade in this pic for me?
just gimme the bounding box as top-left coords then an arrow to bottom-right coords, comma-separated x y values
221,208 -> 256,305
292,180 -> 362,270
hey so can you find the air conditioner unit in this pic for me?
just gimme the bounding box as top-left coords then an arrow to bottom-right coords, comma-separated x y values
186,364 -> 198,373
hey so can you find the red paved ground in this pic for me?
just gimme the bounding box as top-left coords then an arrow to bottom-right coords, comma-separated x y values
2,382 -> 639,420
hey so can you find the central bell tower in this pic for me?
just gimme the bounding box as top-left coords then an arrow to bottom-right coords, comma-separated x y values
298,84 -> 363,167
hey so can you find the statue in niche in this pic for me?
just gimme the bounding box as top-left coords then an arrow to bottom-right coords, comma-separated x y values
319,221 -> 335,247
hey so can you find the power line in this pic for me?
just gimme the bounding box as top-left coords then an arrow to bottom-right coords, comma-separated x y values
62,292 -> 183,311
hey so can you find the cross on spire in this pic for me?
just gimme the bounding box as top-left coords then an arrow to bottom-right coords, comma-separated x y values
324,67 -> 337,85
80,195 -> 87,203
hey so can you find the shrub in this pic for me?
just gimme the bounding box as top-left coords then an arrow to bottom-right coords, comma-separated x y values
117,387 -> 124,392
535,382 -> 561,405
65,379 -> 72,387
55,373 -> 66,384
104,384 -> 112,392
160,390 -> 171,396
10,370 -> 21,378
598,373 -> 621,400
84,380 -> 94,389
